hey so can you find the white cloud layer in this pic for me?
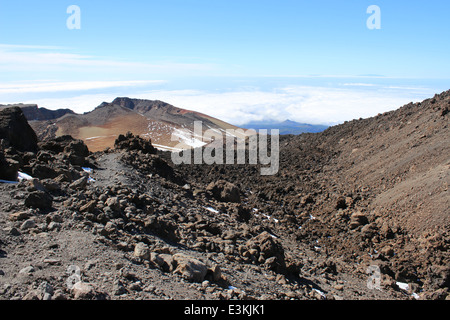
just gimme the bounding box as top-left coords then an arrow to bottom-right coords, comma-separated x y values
134,85 -> 432,125
9,85 -> 433,125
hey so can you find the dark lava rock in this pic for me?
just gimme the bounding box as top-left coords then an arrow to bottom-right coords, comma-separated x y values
24,191 -> 53,209
206,180 -> 241,203
0,151 -> 19,181
0,107 -> 38,153
39,135 -> 89,166
114,132 -> 156,154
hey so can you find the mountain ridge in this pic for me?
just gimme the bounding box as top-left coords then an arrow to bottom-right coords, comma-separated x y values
0,103 -> 74,121
22,98 -> 248,152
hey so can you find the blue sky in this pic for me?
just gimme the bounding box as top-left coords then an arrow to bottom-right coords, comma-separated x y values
0,0 -> 449,125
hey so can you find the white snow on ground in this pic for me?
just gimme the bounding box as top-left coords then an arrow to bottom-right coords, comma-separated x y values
18,171 -> 33,181
82,167 -> 96,183
152,144 -> 184,152
253,208 -> 280,224
312,288 -> 327,298
85,136 -> 104,141
172,128 -> 207,148
85,135 -> 116,141
205,125 -> 223,136
395,282 -> 420,299
396,282 -> 409,291
1,171 -> 33,184
203,206 -> 219,214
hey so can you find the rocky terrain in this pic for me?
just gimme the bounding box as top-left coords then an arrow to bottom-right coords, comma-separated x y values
0,91 -> 448,301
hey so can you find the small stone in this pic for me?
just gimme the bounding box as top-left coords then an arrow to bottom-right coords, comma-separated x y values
29,179 -> 46,192
84,260 -> 97,270
47,221 -> 61,231
211,265 -> 222,282
380,245 -> 394,257
23,291 -> 40,300
104,221 -> 117,234
128,282 -> 142,292
133,242 -> 150,260
173,253 -> 208,283
24,191 -> 53,209
43,258 -> 61,265
150,253 -> 175,272
276,274 -> 287,285
52,289 -> 67,300
334,284 -> 344,291
349,211 -> 369,229
80,200 -> 97,213
69,176 -> 88,190
71,282 -> 96,299
113,281 -> 127,296
19,266 -> 35,274
20,219 -> 36,230
105,197 -> 120,211
9,211 -> 30,221
38,281 -> 54,298
285,291 -> 297,298
206,180 -> 241,203
47,213 -> 63,223
8,227 -> 21,236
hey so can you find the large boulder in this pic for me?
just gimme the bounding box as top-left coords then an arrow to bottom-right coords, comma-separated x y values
0,151 -> 19,181
173,253 -> 208,283
24,191 -> 53,209
244,231 -> 286,273
206,180 -> 241,203
114,132 -> 156,154
0,107 -> 38,153
39,135 -> 89,166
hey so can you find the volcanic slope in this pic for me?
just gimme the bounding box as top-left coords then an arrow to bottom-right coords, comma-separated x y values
30,97 -> 249,152
173,90 -> 449,299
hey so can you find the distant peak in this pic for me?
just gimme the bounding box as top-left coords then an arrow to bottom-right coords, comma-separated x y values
112,97 -> 136,110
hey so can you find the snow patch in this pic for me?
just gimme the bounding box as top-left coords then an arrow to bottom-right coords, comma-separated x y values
396,282 -> 409,291
204,206 -> 219,214
396,282 -> 420,299
172,128 -> 207,148
1,171 -> 33,184
153,144 -> 184,152
82,167 -> 93,174
82,167 -> 95,183
18,171 -> 33,181
312,288 -> 326,298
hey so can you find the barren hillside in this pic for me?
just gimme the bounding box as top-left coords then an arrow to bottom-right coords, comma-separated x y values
29,98 -> 249,152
